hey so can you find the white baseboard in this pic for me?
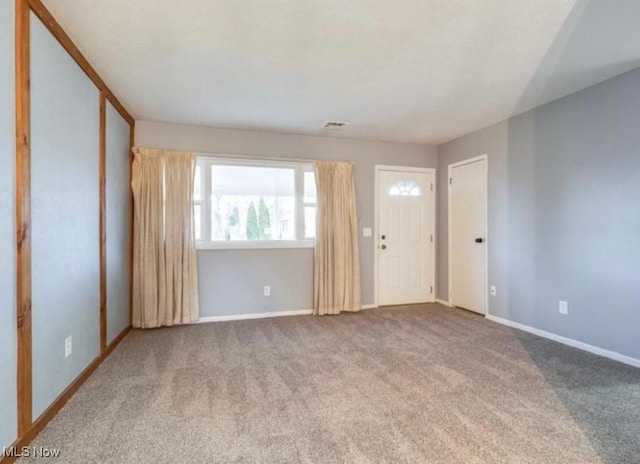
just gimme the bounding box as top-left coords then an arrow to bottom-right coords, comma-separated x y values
197,304 -> 379,323
435,299 -> 452,307
485,314 -> 640,369
197,309 -> 312,323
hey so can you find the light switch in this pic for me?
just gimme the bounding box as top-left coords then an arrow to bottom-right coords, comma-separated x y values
363,227 -> 372,237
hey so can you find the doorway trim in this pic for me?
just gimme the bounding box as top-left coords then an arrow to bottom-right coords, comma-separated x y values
447,155 -> 489,315
373,165 -> 436,308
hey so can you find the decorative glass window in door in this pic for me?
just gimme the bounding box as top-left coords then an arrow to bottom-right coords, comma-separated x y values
389,180 -> 421,196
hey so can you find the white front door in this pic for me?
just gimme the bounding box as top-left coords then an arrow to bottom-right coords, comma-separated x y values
449,157 -> 487,314
377,168 -> 435,306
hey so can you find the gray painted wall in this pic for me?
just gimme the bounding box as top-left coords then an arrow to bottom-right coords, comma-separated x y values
437,67 -> 640,360
106,102 -> 131,342
436,122 -> 509,318
31,13 -> 101,418
135,121 -> 437,316
198,249 -> 314,316
0,0 -> 17,449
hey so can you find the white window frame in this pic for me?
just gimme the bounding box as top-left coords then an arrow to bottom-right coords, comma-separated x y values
195,155 -> 316,250
192,164 -> 204,241
301,168 -> 317,240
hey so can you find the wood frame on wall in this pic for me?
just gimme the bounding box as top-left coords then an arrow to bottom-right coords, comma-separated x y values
15,0 -> 32,438
28,0 -> 133,126
9,0 -> 135,461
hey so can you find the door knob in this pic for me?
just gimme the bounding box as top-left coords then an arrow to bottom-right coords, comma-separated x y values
381,244 -> 387,250
475,238 -> 484,243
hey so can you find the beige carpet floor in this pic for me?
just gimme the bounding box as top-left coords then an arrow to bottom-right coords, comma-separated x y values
19,304 -> 640,463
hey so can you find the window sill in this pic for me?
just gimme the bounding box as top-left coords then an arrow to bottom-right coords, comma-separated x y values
196,239 -> 315,250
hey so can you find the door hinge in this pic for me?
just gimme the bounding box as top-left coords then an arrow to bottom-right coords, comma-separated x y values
430,286 -> 433,294
430,234 -> 433,243
449,178 -> 453,185
430,183 -> 433,191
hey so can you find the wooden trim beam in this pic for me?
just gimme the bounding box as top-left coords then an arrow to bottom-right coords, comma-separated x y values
99,91 -> 107,351
0,327 -> 131,464
8,0 -> 137,456
27,0 -> 135,126
15,0 -> 32,437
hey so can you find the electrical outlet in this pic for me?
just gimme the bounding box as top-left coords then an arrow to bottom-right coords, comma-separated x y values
65,336 -> 72,358
559,300 -> 568,315
363,227 -> 372,237
264,285 -> 271,296
490,285 -> 497,296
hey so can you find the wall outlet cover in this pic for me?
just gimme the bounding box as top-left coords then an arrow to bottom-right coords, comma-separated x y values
559,300 -> 569,315
264,285 -> 271,296
65,336 -> 72,358
363,227 -> 372,237
490,285 -> 497,296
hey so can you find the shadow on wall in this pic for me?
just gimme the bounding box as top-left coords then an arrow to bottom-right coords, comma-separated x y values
503,1 -> 640,462
501,0 -> 640,352
510,0 -> 640,116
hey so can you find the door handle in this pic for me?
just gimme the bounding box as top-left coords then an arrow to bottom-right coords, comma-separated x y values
381,244 -> 387,250
475,238 -> 484,243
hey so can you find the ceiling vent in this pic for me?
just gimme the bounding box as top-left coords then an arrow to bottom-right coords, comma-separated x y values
323,121 -> 349,129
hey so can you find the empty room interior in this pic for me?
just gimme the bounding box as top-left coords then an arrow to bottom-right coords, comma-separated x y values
2,0 -> 640,462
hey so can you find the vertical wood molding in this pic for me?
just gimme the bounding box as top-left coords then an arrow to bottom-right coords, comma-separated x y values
4,1 -> 136,458
129,122 -> 135,325
15,0 -> 32,436
99,91 -> 107,351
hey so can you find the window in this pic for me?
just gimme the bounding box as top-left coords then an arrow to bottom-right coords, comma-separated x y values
194,157 -> 316,248
389,180 -> 421,196
193,165 -> 203,240
303,171 -> 317,238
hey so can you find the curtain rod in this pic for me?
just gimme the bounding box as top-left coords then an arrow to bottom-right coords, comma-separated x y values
133,146 -> 353,165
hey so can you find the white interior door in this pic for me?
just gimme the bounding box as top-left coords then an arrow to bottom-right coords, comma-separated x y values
377,168 -> 434,306
449,157 -> 487,314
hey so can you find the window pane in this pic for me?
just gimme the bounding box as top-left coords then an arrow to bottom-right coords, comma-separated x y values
304,206 -> 316,239
389,180 -> 421,196
304,171 -> 317,204
210,165 -> 295,241
193,204 -> 202,240
193,165 -> 202,201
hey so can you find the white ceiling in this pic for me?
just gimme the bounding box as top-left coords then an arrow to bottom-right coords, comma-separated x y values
42,0 -> 640,145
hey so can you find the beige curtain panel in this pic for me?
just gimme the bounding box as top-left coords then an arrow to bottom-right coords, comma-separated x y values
313,160 -> 361,315
131,147 -> 199,328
